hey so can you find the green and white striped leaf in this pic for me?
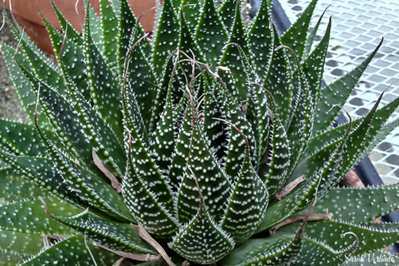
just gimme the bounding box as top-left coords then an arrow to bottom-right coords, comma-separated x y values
46,209 -> 156,254
195,0 -> 228,71
0,197 -> 80,235
220,146 -> 268,244
22,234 -> 119,266
171,185 -> 234,265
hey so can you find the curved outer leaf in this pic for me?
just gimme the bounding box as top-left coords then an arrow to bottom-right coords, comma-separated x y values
0,197 -> 80,235
0,119 -> 50,157
0,231 -> 43,256
9,21 -> 69,98
0,175 -> 49,201
0,153 -> 76,202
0,43 -> 51,130
313,39 -> 383,135
299,220 -> 399,257
220,220 -> 306,266
308,184 -> 399,224
49,145 -> 134,222
47,209 -> 156,255
21,234 -> 119,266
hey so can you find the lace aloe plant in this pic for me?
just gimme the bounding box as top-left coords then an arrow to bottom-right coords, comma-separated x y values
1,0 -> 399,265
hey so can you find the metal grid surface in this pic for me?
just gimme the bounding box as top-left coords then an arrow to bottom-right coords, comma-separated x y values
278,0 -> 399,184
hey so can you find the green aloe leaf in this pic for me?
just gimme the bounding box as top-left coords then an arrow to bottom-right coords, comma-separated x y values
176,121 -> 232,224
246,0 -> 273,82
123,38 -> 157,137
167,103 -> 192,192
302,220 -> 399,257
84,9 -> 124,141
118,0 -> 151,72
45,208 -> 156,254
302,6 -> 329,60
122,138 -> 179,239
0,175 -> 49,201
0,153 -> 76,202
0,250 -> 25,265
149,81 -> 176,177
280,0 -> 318,63
222,90 -> 257,182
9,22 -> 68,98
21,69 -> 124,178
21,234 -> 119,266
88,7 -> 104,55
305,94 -> 399,160
300,16 -> 331,129
262,104 -> 291,193
0,231 -> 43,256
42,14 -> 89,101
171,182 -> 234,265
264,27 -> 293,128
220,145 -> 268,244
99,0 -> 119,69
0,43 -> 50,129
0,119 -> 51,157
313,39 -> 383,135
308,184 -> 399,223
292,236 -> 356,265
180,0 -> 201,33
219,0 -> 252,102
0,197 -> 80,235
202,75 -> 228,165
220,220 -> 306,266
286,64 -> 313,177
218,0 -> 237,34
152,0 -> 180,75
195,0 -> 228,71
178,7 -> 204,80
48,145 -> 134,222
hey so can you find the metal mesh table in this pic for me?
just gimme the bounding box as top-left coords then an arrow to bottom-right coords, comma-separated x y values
278,0 -> 399,184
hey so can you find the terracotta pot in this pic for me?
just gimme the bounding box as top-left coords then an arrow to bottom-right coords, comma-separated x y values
3,0 -> 159,54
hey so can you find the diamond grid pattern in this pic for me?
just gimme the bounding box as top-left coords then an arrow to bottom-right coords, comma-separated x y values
279,0 -> 399,183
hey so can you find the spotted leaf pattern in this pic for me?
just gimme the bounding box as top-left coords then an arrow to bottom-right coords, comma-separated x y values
0,0 -> 398,265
